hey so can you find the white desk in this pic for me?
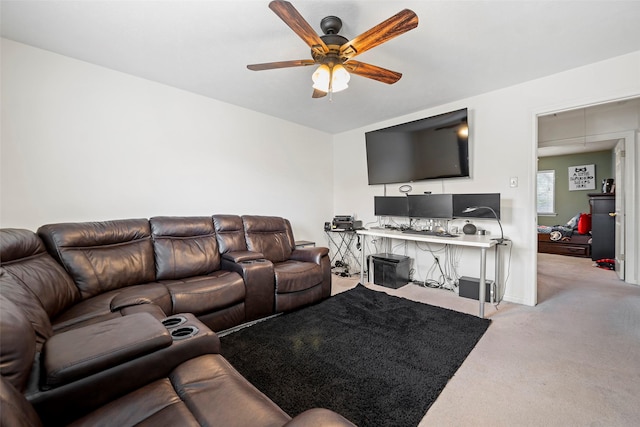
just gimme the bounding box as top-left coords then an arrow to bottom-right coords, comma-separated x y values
356,229 -> 499,318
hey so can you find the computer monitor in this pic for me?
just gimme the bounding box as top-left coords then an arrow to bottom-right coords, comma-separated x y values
374,196 -> 409,217
452,193 -> 501,219
407,194 -> 454,219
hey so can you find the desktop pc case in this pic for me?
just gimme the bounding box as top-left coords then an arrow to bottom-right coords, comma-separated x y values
370,253 -> 410,289
458,276 -> 495,302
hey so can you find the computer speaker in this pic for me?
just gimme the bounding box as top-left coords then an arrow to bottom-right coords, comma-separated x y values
462,222 -> 477,235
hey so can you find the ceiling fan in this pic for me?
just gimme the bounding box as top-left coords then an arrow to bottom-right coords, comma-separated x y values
247,1 -> 419,98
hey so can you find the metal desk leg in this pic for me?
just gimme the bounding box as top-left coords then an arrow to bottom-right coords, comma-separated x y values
493,244 -> 500,305
359,235 -> 366,285
479,247 -> 487,318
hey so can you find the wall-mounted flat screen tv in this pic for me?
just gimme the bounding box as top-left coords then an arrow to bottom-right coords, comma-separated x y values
365,108 -> 469,185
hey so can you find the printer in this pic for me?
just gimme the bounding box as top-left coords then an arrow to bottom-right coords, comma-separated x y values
330,215 -> 363,231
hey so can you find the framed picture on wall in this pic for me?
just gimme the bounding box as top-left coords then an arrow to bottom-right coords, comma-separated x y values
568,164 -> 595,191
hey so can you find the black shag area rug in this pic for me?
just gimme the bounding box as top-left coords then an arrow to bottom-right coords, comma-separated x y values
220,285 -> 491,427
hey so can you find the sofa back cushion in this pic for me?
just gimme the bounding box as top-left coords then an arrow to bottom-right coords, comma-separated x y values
242,216 -> 295,263
213,215 -> 247,254
150,216 -> 221,280
37,219 -> 156,299
0,269 -> 53,349
0,228 -> 79,323
0,295 -> 36,393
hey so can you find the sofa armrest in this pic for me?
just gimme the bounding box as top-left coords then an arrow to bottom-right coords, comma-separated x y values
110,284 -> 172,312
120,303 -> 167,321
220,258 -> 275,322
284,408 -> 356,427
222,250 -> 265,263
42,313 -> 172,388
290,247 -> 332,300
29,314 -> 220,425
289,247 -> 329,264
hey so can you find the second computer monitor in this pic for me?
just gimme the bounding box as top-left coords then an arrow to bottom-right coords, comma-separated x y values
407,194 -> 454,219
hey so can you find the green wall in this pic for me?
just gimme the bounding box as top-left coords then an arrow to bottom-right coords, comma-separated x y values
538,150 -> 613,226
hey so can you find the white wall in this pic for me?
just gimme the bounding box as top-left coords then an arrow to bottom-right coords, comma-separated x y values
0,39 -> 334,245
333,51 -> 640,305
3,38 -> 639,305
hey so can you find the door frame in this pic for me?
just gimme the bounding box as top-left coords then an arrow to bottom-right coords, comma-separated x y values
532,97 -> 639,305
614,138 -> 625,280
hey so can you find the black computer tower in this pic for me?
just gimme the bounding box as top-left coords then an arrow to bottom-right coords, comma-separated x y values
371,253 -> 410,289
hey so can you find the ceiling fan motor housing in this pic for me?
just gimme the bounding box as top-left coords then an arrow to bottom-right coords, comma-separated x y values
320,15 -> 342,35
314,16 -> 349,66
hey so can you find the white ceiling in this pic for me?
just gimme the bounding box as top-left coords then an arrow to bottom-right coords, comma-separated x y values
2,0 -> 640,134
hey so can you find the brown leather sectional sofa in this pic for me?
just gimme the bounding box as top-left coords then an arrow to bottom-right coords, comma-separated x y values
0,215 -> 354,426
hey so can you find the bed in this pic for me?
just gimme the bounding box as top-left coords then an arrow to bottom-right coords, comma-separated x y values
537,214 -> 592,258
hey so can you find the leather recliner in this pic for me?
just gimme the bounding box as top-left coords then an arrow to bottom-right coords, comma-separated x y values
35,218 -> 255,332
241,216 -> 331,312
0,228 -> 166,340
149,216 -> 247,331
0,294 -> 355,427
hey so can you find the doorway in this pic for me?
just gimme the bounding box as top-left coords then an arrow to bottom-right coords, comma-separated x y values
536,97 -> 639,298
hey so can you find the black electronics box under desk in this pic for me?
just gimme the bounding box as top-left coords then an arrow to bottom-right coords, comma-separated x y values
371,253 -> 410,289
458,276 -> 495,302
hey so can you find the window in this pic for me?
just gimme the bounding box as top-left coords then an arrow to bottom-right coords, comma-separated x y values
537,170 -> 555,215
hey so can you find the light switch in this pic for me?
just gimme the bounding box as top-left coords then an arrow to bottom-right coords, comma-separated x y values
510,177 -> 518,188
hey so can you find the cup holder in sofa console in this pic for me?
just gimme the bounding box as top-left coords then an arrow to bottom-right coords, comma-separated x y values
161,315 -> 188,328
170,325 -> 199,340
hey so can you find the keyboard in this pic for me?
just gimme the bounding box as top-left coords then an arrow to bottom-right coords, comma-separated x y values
401,229 -> 459,238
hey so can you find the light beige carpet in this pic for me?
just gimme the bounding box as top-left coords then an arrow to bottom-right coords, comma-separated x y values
332,253 -> 640,426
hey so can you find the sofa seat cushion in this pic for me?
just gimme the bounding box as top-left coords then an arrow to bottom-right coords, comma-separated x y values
51,284 -> 171,333
274,260 -> 323,294
162,271 -> 245,315
68,355 -> 290,427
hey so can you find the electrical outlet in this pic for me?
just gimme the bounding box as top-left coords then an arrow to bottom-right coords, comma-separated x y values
509,176 -> 518,188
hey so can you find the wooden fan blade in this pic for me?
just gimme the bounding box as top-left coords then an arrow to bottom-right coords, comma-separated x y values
247,59 -> 316,71
269,1 -> 328,55
339,9 -> 418,60
312,89 -> 327,98
343,60 -> 402,84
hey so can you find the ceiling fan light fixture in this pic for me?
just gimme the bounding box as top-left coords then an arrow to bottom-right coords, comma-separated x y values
312,63 -> 350,93
331,64 -> 350,92
312,64 -> 330,91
